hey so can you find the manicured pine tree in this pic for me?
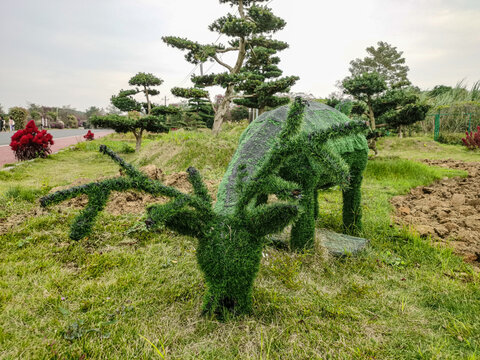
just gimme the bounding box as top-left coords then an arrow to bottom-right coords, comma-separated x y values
233,37 -> 299,115
342,41 -> 425,135
171,87 -> 215,129
110,72 -> 164,115
373,87 -> 430,137
343,73 -> 429,145
128,72 -> 163,114
90,111 -> 168,152
163,0 -> 289,134
349,41 -> 410,88
342,72 -> 387,130
92,72 -> 167,152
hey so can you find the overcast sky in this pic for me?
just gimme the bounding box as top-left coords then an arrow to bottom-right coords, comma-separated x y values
0,0 -> 479,112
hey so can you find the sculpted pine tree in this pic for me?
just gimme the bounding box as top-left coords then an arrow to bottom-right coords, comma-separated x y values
110,72 -> 163,115
342,72 -> 387,130
349,41 -> 410,88
93,73 -> 167,152
233,37 -> 299,115
128,72 -> 164,115
343,43 -> 428,141
171,87 -> 215,128
163,0 -> 290,134
90,112 -> 168,152
373,88 -> 430,137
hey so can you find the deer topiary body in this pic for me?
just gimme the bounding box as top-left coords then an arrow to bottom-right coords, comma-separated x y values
216,100 -> 369,250
40,99 -> 368,315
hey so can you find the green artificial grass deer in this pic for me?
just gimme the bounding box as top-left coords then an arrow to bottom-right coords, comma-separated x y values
40,98 -> 369,315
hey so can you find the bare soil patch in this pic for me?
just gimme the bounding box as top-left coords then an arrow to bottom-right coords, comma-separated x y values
391,159 -> 480,264
48,165 -> 219,216
0,165 -> 219,235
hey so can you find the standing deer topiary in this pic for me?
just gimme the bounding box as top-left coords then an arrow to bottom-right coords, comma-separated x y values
40,98 -> 369,316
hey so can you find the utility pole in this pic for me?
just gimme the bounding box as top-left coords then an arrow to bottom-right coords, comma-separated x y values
200,63 -> 204,76
164,96 -> 167,106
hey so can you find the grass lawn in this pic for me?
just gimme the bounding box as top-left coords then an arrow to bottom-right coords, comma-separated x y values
0,125 -> 479,359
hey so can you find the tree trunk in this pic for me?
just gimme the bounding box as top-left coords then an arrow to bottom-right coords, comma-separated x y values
144,86 -> 151,114
212,85 -> 234,134
366,98 -> 378,156
211,0 -> 247,134
398,125 -> 403,138
134,129 -> 143,152
367,100 -> 376,130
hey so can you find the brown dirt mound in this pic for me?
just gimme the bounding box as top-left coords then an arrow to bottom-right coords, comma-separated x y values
48,165 -> 219,216
391,160 -> 480,264
1,165 -> 219,235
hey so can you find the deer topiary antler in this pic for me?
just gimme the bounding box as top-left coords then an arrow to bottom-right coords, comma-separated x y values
40,145 -> 211,240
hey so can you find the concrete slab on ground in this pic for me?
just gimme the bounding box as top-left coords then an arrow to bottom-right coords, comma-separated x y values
267,227 -> 369,256
316,228 -> 369,256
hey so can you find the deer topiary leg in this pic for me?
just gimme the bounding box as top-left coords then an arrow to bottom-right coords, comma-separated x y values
201,282 -> 254,317
198,223 -> 265,316
341,150 -> 368,234
290,186 -> 315,251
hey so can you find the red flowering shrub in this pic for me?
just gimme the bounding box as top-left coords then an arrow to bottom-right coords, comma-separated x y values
462,126 -> 480,150
10,120 -> 54,160
84,130 -> 94,141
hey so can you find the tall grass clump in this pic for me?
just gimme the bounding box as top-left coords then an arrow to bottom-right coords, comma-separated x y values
3,186 -> 43,202
421,80 -> 480,133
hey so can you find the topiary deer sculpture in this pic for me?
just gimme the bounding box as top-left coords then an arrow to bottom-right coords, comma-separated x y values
40,98 -> 369,315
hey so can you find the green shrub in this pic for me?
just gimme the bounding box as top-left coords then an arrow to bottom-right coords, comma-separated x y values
119,143 -> 135,154
9,107 -> 28,130
66,114 -> 78,128
230,106 -> 249,122
437,132 -> 465,145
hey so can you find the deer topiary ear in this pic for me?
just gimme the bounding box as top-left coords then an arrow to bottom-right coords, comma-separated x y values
246,203 -> 299,238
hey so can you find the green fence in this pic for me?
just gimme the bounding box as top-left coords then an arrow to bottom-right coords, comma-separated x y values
427,112 -> 478,141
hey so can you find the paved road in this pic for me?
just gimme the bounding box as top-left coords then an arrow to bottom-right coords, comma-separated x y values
0,128 -> 114,168
0,128 -> 113,146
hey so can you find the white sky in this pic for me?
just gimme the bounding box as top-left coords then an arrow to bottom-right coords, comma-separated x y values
0,0 -> 479,111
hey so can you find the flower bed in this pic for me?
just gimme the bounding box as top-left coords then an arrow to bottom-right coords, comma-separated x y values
10,120 -> 54,160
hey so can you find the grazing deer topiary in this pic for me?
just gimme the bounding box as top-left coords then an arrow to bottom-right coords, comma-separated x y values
40,98 -> 369,316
